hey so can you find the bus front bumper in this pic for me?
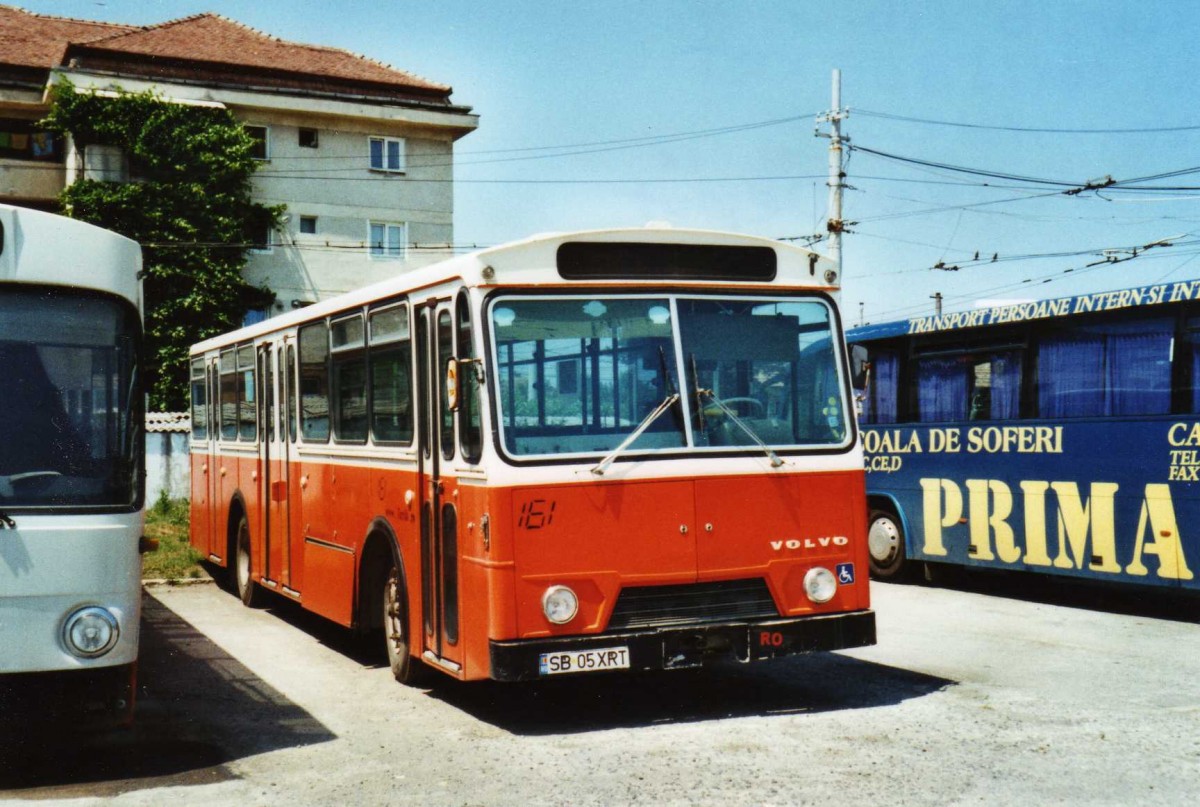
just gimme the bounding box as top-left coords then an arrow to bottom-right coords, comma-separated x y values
489,609 -> 876,682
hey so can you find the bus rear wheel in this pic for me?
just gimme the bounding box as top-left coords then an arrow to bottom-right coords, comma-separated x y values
383,565 -> 426,686
235,515 -> 264,608
867,508 -> 907,580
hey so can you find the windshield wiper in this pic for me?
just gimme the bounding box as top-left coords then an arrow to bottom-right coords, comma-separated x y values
590,393 -> 681,475
695,387 -> 784,468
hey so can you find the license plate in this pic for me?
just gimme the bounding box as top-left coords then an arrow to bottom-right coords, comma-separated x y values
539,646 -> 630,675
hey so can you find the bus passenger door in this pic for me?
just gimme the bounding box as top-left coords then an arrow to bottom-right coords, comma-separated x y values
261,341 -> 292,590
205,359 -> 222,561
416,301 -> 464,674
191,359 -> 214,560
277,340 -> 295,589
257,344 -> 275,586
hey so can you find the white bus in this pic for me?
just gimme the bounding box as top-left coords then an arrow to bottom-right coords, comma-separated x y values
0,204 -> 144,727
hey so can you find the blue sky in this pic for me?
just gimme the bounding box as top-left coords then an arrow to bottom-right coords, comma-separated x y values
21,1 -> 1200,324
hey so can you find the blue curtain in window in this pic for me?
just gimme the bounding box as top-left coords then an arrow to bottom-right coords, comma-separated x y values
1109,331 -> 1171,415
867,352 -> 898,424
990,351 -> 1022,419
1192,343 -> 1200,413
917,357 -> 968,422
1039,336 -> 1105,417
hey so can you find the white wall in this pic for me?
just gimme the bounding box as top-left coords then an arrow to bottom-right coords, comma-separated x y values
146,431 -> 190,504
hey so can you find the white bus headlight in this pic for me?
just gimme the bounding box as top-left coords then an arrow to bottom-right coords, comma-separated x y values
803,567 -> 838,604
63,606 -> 119,658
542,585 -> 579,625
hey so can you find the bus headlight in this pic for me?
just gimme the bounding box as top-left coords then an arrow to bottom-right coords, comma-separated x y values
542,585 -> 579,625
62,606 -> 119,658
803,567 -> 838,604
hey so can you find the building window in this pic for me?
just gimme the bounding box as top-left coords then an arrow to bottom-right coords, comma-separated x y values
83,144 -> 129,182
0,119 -> 61,162
242,308 -> 269,327
298,128 -> 319,148
368,136 -> 405,173
245,125 -> 269,160
250,224 -> 274,253
369,221 -> 406,260
299,215 -> 317,234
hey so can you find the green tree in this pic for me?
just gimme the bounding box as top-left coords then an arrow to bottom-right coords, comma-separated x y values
43,80 -> 282,410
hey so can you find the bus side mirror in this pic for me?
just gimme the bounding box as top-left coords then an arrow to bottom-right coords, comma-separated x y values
447,358 -> 484,412
446,358 -> 461,412
850,344 -> 869,389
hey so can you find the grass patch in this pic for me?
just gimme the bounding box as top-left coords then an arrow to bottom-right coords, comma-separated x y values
142,492 -> 207,582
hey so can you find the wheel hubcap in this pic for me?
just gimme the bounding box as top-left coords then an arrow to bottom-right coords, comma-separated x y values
868,517 -> 900,564
238,544 -> 249,588
384,571 -> 406,658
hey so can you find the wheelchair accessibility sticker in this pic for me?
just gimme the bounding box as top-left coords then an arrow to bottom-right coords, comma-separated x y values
836,563 -> 856,585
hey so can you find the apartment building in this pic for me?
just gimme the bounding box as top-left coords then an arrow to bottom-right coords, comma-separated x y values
0,5 -> 478,316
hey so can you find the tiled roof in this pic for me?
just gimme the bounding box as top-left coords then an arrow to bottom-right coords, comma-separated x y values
0,5 -> 452,99
0,5 -> 135,69
77,13 -> 451,94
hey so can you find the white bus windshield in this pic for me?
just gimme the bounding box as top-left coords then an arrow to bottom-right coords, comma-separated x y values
490,295 -> 849,459
0,289 -> 140,509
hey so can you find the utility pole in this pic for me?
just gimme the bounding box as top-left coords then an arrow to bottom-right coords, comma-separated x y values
931,292 -> 943,316
816,69 -> 848,281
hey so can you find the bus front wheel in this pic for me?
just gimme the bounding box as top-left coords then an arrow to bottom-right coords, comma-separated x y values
235,516 -> 264,608
383,565 -> 427,686
867,508 -> 907,580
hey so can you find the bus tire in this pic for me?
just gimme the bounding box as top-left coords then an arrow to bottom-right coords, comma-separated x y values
383,564 -> 427,685
235,515 -> 264,608
867,508 -> 907,580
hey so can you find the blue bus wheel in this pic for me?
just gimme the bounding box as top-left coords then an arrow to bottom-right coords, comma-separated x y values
868,509 -> 907,580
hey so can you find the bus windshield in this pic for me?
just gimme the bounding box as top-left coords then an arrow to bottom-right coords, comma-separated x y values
490,294 -> 849,459
0,288 -> 140,509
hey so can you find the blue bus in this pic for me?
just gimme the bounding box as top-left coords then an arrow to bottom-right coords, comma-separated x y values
847,279 -> 1200,592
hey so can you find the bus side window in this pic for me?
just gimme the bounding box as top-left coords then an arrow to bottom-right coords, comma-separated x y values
368,304 -> 413,444
861,350 -> 898,425
219,348 -> 238,440
456,292 -> 482,463
915,349 -> 1022,423
286,344 -> 297,442
298,321 -> 330,441
1184,321 -> 1200,414
438,310 -> 455,460
971,352 -> 1022,421
190,358 -> 207,440
331,314 -> 367,443
237,344 -> 256,441
915,356 -> 968,422
1036,318 -> 1171,417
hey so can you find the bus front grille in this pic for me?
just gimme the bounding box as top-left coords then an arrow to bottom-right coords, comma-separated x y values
604,579 -> 780,632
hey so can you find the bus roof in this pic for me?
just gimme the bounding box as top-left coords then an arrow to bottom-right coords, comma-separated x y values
847,278 -> 1200,342
192,227 -> 836,354
0,204 -> 142,309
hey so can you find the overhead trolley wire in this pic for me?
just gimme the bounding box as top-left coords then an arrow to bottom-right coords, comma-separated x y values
854,108 -> 1200,135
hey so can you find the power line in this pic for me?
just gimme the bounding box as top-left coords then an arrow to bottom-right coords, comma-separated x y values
253,173 -> 828,185
867,245 -> 1200,323
854,188 -> 1066,224
253,112 -> 818,163
849,144 -> 1087,188
855,108 -> 1200,135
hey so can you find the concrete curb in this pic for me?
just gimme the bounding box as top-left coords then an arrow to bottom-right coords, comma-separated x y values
142,577 -> 218,588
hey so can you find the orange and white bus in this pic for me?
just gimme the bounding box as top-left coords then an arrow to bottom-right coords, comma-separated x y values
189,228 -> 875,682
